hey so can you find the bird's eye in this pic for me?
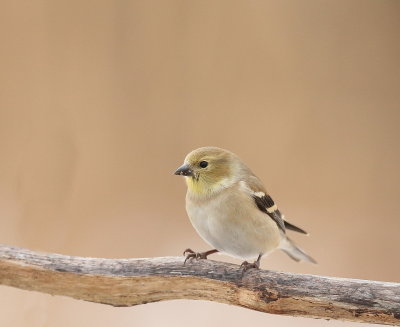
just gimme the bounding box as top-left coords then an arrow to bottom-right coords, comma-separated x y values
199,161 -> 208,168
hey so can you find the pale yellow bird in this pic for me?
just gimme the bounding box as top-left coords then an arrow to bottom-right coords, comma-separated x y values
174,146 -> 316,271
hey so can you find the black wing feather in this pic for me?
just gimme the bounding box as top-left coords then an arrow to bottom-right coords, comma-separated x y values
252,194 -> 286,232
252,193 -> 308,235
284,221 -> 308,234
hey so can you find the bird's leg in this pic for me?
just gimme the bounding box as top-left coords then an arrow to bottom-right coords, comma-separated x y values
183,248 -> 219,264
240,254 -> 262,275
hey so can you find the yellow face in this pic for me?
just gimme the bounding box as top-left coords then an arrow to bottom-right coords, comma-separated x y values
175,147 -> 234,195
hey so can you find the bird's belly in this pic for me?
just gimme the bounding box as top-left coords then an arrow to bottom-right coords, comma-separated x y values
186,197 -> 281,260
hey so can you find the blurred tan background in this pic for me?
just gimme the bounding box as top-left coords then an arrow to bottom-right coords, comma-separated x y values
0,1 -> 399,326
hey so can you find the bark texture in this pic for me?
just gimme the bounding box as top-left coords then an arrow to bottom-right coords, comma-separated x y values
0,245 -> 399,325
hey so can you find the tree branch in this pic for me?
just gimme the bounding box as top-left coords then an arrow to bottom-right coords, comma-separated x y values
0,245 -> 399,325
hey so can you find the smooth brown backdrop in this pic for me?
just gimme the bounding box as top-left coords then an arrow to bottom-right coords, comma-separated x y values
0,1 -> 399,326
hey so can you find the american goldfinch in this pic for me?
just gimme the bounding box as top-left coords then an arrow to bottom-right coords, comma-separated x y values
174,146 -> 316,271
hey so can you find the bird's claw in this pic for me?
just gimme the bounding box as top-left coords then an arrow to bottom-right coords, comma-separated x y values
183,248 -> 211,264
183,248 -> 197,264
183,248 -> 195,256
240,260 -> 260,276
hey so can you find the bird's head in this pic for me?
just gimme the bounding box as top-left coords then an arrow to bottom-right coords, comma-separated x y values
174,147 -> 238,196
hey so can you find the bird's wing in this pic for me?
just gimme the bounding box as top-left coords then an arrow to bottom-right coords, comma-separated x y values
284,221 -> 308,234
241,176 -> 308,235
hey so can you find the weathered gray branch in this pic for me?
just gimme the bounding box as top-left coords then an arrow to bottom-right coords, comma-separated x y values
0,245 -> 399,325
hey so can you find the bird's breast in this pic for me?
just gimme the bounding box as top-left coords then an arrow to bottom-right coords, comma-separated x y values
185,192 -> 225,247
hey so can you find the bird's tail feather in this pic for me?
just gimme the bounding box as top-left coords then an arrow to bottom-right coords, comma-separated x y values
280,237 -> 317,264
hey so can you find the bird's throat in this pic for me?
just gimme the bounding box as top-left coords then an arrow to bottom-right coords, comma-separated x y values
185,175 -> 233,196
185,176 -> 210,195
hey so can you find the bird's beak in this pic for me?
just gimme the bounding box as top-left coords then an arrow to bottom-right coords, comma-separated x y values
174,164 -> 194,177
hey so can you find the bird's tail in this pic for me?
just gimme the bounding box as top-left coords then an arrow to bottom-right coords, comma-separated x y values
279,237 -> 317,264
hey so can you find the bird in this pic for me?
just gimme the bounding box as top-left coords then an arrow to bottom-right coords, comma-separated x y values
174,146 -> 316,272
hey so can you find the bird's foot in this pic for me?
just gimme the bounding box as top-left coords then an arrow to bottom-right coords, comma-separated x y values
240,254 -> 262,276
183,248 -> 218,264
240,260 -> 260,272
